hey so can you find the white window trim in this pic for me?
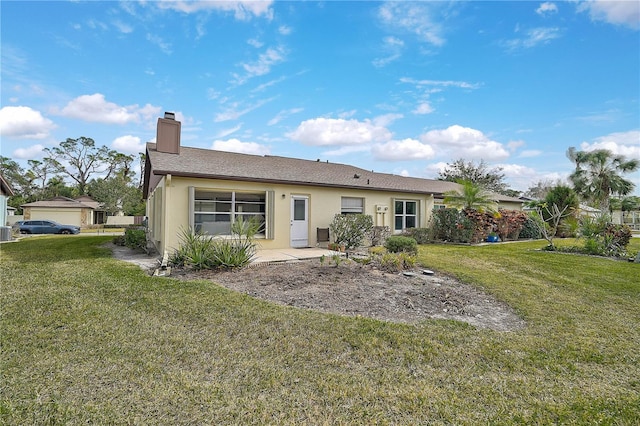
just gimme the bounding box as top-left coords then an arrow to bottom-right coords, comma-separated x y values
393,199 -> 419,232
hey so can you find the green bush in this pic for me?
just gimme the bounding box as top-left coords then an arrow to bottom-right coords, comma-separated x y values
582,223 -> 632,258
329,214 -> 374,250
124,228 -> 146,251
430,208 -> 475,243
384,235 -> 417,255
379,252 -> 416,272
112,234 -> 126,246
403,227 -> 432,244
518,215 -> 542,239
171,218 -> 259,270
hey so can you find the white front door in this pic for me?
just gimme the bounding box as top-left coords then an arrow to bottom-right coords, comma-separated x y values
290,195 -> 309,248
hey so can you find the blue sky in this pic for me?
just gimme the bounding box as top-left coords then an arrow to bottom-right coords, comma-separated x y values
1,0 -> 639,195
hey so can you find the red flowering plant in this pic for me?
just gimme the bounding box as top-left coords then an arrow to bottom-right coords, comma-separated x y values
495,209 -> 528,241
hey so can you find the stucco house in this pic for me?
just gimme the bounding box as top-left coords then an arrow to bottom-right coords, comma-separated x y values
144,113 -> 522,255
21,195 -> 105,227
1,175 -> 14,236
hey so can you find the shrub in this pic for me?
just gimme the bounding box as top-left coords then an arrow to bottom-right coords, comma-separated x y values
368,226 -> 391,246
329,214 -> 374,250
494,209 -> 528,241
463,209 -> 497,243
384,235 -> 417,255
430,208 -> 474,243
368,246 -> 387,256
518,215 -> 542,239
582,223 -> 632,258
171,218 -> 259,270
112,234 -> 126,246
379,252 -> 416,272
403,227 -> 432,244
124,227 -> 147,251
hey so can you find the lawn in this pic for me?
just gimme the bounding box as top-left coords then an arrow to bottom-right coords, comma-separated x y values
1,236 -> 639,425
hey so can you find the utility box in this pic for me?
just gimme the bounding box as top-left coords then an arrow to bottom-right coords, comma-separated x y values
0,226 -> 12,242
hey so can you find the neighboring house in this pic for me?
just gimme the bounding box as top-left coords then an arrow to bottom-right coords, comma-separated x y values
144,114 -> 523,255
578,203 -> 601,218
21,196 -> 105,227
1,174 -> 14,228
612,209 -> 640,230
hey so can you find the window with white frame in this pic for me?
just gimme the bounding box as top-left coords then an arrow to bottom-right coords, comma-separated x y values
341,197 -> 364,214
394,200 -> 417,231
191,189 -> 270,237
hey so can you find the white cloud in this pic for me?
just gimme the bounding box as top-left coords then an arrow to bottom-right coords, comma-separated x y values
372,138 -> 435,161
112,135 -> 146,154
247,38 -> 264,48
211,138 -> 270,155
536,2 -> 558,16
232,46 -> 287,85
504,27 -> 561,50
413,101 -> 434,115
372,113 -> 403,127
268,107 -> 304,126
507,140 -> 526,152
214,97 -> 275,122
400,77 -> 480,90
519,150 -> 543,158
113,20 -> 133,34
215,124 -> 242,138
378,2 -> 446,46
146,33 -> 172,54
497,163 -> 541,192
577,0 -> 640,30
372,36 -> 405,68
287,117 -> 392,147
157,0 -> 274,20
579,130 -> 640,159
53,94 -> 161,125
13,144 -> 45,160
278,25 -> 292,35
0,106 -> 56,139
420,124 -> 510,160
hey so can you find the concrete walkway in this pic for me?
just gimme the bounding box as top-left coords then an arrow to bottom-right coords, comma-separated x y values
253,247 -> 338,263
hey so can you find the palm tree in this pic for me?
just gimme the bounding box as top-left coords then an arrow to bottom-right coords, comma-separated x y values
443,179 -> 498,212
567,148 -> 639,212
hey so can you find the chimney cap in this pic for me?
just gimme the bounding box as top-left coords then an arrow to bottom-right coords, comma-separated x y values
164,112 -> 175,120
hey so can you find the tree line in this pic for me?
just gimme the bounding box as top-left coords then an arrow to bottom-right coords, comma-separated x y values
437,147 -> 639,213
1,137 -> 146,216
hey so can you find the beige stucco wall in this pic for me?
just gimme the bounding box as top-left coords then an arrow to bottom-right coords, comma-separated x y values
24,208 -> 85,226
148,175 -> 437,255
496,200 -> 523,211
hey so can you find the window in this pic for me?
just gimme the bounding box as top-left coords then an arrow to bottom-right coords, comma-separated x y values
394,200 -> 417,231
191,189 -> 271,237
341,197 -> 364,214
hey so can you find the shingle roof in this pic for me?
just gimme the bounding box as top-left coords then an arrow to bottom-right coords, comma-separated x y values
146,143 -> 458,195
144,143 -> 523,204
21,196 -> 101,209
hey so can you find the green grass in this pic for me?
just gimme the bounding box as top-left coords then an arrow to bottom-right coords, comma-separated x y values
1,236 -> 639,424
